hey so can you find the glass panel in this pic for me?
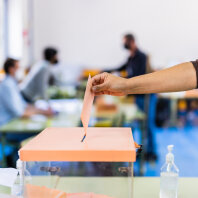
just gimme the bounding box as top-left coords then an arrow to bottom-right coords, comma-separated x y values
24,161 -> 134,198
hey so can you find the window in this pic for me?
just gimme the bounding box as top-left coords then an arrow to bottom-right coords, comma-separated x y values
0,0 -> 5,68
7,0 -> 23,59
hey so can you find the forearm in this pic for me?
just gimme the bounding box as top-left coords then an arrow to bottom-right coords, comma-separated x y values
22,105 -> 53,117
125,62 -> 197,94
22,105 -> 43,117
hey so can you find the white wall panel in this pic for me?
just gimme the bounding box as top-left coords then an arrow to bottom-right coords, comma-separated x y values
33,0 -> 198,69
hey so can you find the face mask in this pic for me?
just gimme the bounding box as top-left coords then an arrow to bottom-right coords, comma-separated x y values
52,59 -> 59,65
124,43 -> 130,50
15,70 -> 23,81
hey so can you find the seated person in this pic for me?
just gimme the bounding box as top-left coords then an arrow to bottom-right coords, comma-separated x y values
0,58 -> 53,127
20,47 -> 59,103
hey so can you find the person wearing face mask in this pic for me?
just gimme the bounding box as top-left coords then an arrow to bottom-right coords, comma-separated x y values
106,33 -> 152,77
20,47 -> 59,103
106,33 -> 157,161
0,58 -> 53,127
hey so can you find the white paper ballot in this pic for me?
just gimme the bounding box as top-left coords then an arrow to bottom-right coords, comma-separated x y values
0,193 -> 18,198
0,168 -> 18,187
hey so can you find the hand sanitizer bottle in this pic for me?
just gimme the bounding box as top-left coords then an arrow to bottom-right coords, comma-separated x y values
160,145 -> 179,198
11,159 -> 23,197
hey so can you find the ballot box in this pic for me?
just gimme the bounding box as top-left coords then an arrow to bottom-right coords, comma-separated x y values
19,127 -> 137,198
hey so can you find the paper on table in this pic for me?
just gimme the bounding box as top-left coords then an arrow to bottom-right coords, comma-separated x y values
0,168 -> 18,187
81,74 -> 94,136
26,184 -> 113,198
0,194 -> 18,198
67,193 -> 113,198
67,193 -> 92,198
25,184 -> 67,198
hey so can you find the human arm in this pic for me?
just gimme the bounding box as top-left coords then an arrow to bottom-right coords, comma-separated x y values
104,61 -> 128,73
22,105 -> 53,118
1,83 -> 53,118
91,62 -> 197,95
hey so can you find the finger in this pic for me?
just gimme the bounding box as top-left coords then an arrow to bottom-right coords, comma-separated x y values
94,91 -> 105,96
94,91 -> 109,96
94,91 -> 124,96
92,72 -> 107,86
92,74 -> 104,86
92,83 -> 106,92
106,91 -> 124,96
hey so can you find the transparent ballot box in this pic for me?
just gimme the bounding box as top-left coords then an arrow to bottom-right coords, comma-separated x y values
19,127 -> 137,198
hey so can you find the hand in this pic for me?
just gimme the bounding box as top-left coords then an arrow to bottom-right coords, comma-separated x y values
43,107 -> 54,117
91,72 -> 128,96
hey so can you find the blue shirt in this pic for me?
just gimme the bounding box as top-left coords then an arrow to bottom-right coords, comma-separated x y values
0,75 -> 27,126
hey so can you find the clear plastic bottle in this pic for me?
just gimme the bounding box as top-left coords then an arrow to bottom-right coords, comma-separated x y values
11,159 -> 23,197
160,145 -> 179,198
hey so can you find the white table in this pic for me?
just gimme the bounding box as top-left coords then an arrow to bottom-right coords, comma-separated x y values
1,176 -> 198,197
0,194 -> 17,198
134,177 -> 198,198
28,176 -> 198,198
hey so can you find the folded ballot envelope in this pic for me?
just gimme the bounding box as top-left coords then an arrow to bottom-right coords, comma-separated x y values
25,184 -> 67,198
25,185 -> 113,198
67,193 -> 113,198
81,74 -> 94,138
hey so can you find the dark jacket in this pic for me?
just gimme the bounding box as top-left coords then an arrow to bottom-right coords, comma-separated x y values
107,49 -> 147,78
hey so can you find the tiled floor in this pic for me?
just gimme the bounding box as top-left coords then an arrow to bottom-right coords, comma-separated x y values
144,126 -> 198,177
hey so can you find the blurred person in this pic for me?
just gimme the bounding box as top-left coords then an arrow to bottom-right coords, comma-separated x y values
20,47 -> 59,102
106,33 -> 153,77
106,33 -> 156,160
0,58 -> 53,127
186,100 -> 198,126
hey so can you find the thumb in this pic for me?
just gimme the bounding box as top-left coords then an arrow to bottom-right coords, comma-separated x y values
92,83 -> 106,92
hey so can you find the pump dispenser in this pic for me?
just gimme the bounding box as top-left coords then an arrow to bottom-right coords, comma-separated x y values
160,145 -> 179,198
11,159 -> 23,197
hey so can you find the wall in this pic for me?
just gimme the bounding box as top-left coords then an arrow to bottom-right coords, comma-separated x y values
33,0 -> 198,69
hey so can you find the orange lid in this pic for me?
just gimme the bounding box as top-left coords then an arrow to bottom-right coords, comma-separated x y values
19,127 -> 136,162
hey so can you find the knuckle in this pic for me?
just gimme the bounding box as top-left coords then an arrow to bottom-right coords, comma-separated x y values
95,86 -> 100,91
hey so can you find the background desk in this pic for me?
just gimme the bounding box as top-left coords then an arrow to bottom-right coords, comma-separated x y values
0,98 -> 145,168
159,90 -> 198,126
0,99 -> 82,167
